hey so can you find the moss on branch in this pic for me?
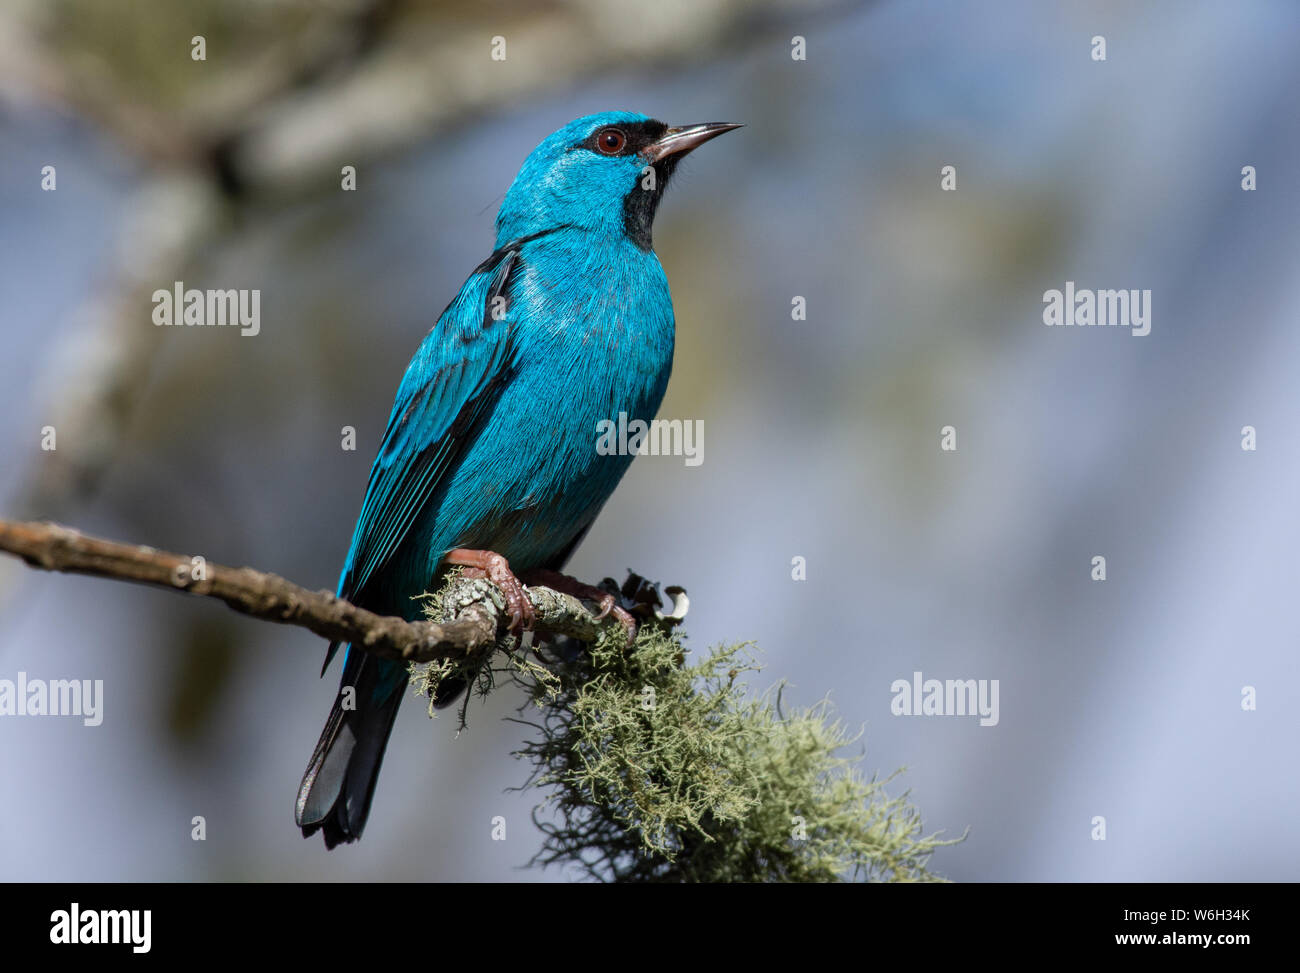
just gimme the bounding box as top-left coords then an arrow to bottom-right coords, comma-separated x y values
411,574 -> 960,883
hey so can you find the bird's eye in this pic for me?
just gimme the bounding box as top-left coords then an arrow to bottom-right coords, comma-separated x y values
595,128 -> 626,155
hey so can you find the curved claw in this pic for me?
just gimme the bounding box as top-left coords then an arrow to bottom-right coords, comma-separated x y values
593,593 -> 615,620
445,548 -> 535,636
591,590 -> 638,647
611,603 -> 638,648
521,568 -> 637,647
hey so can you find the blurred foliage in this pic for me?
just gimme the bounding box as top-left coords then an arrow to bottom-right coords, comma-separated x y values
164,617 -> 240,744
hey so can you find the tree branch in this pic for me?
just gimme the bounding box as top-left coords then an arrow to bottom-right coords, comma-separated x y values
0,519 -> 628,663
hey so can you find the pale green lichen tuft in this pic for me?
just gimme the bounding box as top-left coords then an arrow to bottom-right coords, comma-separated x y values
410,573 -> 961,881
512,627 -> 961,882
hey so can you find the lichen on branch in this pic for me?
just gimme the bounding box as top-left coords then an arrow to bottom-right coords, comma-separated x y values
411,574 -> 960,883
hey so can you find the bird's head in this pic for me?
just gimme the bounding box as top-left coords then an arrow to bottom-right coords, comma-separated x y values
495,111 -> 741,252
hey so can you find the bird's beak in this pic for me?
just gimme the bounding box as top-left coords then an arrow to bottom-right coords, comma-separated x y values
642,122 -> 743,163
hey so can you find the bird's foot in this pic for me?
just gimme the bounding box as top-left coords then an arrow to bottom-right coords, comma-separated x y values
445,548 -> 534,636
521,568 -> 638,647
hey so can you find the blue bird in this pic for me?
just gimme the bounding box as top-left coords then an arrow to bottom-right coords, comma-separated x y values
296,111 -> 740,848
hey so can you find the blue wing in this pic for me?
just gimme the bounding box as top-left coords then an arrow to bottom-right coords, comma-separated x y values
320,246 -> 520,672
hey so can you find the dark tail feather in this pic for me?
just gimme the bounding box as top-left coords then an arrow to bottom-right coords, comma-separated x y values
296,643 -> 406,848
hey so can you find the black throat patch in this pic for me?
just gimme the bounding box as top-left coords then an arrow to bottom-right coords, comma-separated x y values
623,154 -> 680,252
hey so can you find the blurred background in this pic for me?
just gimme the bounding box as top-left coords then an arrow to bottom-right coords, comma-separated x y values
1,0 -> 1297,881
